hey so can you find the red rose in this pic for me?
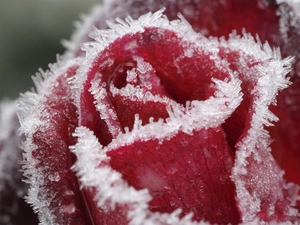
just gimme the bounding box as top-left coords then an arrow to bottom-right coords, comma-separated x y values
66,0 -> 300,188
19,1 -> 300,225
66,1 -> 300,188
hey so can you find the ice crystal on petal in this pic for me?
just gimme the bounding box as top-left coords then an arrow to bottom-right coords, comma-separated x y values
18,58 -> 92,225
221,33 -> 299,222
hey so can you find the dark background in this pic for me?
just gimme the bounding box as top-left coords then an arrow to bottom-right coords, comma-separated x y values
0,0 -> 101,100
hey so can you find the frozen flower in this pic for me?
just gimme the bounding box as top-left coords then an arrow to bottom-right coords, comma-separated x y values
17,0 -> 300,224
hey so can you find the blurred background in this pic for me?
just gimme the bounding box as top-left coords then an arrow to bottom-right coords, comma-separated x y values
0,0 -> 101,100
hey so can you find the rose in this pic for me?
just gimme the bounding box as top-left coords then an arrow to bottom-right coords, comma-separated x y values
18,0 -> 300,224
67,0 -> 300,189
0,0 -> 297,224
67,0 -> 300,187
67,0 -> 300,210
18,4 -> 300,224
0,100 -> 37,225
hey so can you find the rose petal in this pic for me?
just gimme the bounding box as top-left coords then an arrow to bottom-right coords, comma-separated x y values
0,100 -> 38,225
19,61 -> 95,224
108,127 -> 240,224
218,34 -> 299,222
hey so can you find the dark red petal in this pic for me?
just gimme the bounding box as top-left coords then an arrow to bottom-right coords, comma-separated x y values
219,48 -> 262,150
0,101 -> 38,225
108,127 -> 240,224
20,64 -> 97,224
217,35 -> 299,222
